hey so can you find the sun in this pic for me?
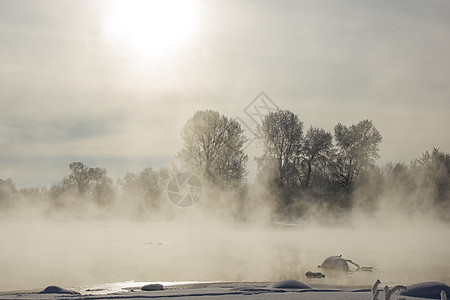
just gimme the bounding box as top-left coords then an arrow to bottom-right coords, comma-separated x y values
104,0 -> 199,59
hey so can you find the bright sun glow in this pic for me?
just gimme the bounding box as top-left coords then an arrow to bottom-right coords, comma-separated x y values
105,0 -> 199,59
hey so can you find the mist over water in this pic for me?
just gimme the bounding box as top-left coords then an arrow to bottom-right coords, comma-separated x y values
1,202 -> 449,292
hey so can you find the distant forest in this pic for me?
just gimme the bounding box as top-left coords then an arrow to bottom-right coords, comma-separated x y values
1,109 -> 449,222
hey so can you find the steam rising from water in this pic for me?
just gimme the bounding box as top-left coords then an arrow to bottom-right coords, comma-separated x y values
0,206 -> 449,292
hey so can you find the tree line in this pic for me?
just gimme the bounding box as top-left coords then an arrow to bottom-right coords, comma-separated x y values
1,109 -> 449,221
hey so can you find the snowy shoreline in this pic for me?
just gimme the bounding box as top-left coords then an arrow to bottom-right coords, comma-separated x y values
1,280 -> 449,300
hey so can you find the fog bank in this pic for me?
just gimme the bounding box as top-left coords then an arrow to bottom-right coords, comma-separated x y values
0,206 -> 448,292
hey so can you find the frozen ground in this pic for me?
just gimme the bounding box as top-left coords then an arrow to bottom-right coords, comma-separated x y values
1,280 -> 449,300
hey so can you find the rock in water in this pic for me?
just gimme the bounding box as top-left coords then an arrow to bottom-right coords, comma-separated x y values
38,285 -> 80,295
270,279 -> 312,289
319,256 -> 349,271
141,283 -> 164,291
400,282 -> 450,299
305,271 -> 325,278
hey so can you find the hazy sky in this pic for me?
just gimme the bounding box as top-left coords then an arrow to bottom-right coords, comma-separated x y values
1,0 -> 449,188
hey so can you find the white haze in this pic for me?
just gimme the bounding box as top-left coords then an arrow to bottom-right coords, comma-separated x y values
0,192 -> 449,292
1,0 -> 450,187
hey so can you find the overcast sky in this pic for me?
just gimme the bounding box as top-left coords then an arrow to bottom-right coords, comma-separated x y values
1,0 -> 449,188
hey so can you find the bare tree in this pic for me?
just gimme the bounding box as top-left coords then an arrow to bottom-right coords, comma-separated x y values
256,110 -> 303,191
178,110 -> 248,188
411,147 -> 450,204
60,162 -> 115,205
119,167 -> 170,204
332,119 -> 382,192
296,126 -> 333,189
64,162 -> 91,194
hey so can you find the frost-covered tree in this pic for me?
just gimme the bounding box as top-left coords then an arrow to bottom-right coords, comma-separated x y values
119,167 -> 170,205
255,110 -> 303,193
64,162 -> 91,194
178,110 -> 248,188
411,147 -> 450,204
296,126 -> 333,189
58,162 -> 115,205
332,119 -> 382,192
